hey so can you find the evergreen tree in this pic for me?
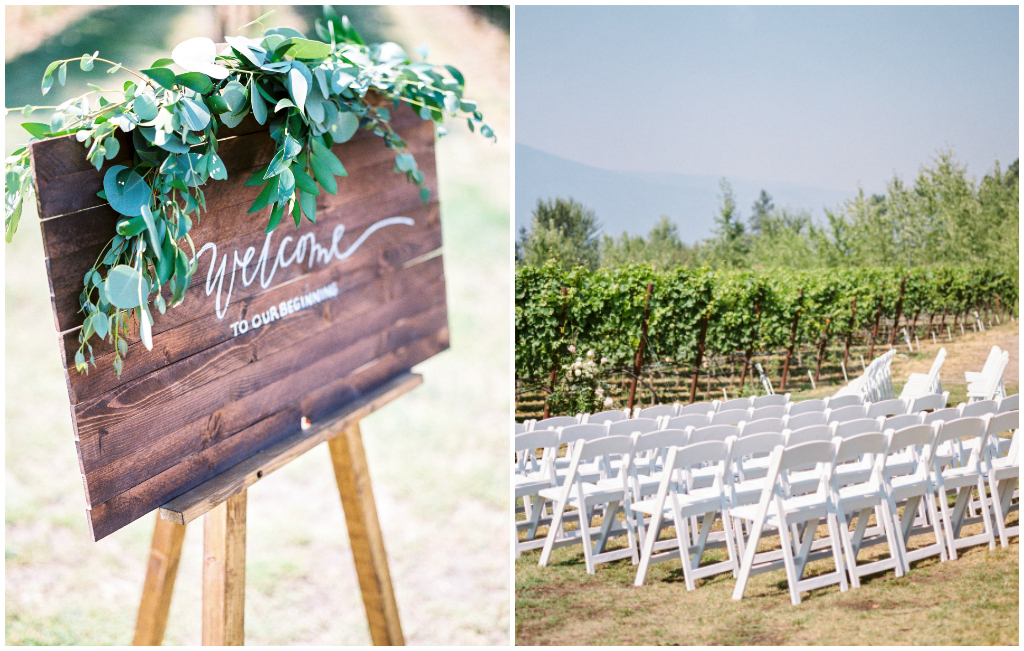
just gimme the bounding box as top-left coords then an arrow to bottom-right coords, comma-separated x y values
517,197 -> 602,270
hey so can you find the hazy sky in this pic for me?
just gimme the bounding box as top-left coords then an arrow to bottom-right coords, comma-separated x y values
516,5 -> 1019,195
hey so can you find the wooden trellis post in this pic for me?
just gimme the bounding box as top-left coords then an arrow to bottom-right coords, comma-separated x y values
888,275 -> 907,347
627,282 -> 654,412
688,313 -> 710,404
780,290 -> 803,391
543,286 -> 569,419
843,297 -> 857,374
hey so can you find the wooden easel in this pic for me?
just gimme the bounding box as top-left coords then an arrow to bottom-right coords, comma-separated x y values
132,372 -> 422,645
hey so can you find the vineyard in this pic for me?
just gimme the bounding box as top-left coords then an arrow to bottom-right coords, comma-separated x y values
515,263 -> 1018,420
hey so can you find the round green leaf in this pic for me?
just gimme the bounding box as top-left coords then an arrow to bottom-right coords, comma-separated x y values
330,111 -> 359,144
103,165 -> 152,217
178,97 -> 211,131
105,265 -> 149,309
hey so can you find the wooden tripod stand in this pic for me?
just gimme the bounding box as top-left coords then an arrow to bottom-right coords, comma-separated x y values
131,373 -> 422,645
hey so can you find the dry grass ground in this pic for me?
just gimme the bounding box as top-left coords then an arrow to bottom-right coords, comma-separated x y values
516,321 -> 1020,645
5,6 -> 510,645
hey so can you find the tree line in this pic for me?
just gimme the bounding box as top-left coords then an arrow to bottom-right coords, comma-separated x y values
516,151 -> 1019,275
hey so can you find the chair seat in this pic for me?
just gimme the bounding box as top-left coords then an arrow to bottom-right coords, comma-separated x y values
632,486 -> 723,518
730,492 -> 829,524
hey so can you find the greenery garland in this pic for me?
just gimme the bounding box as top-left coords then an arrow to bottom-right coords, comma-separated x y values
4,9 -> 494,377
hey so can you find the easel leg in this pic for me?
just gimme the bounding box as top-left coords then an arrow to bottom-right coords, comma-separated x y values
133,517 -> 187,645
329,423 -> 405,646
202,490 -> 247,645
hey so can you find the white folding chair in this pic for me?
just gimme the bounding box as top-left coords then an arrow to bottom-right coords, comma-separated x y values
866,398 -> 909,419
966,350 -> 1008,402
739,417 -> 787,439
882,423 -> 948,572
830,433 -> 903,587
965,346 -> 1005,399
532,415 -> 579,431
987,424 -> 1020,548
515,422 -> 529,435
786,410 -> 828,431
960,399 -> 999,419
585,408 -> 630,425
677,401 -> 716,417
607,418 -> 661,438
900,347 -> 946,400
997,394 -> 1019,413
552,424 -> 609,482
709,409 -> 748,427
538,435 -> 640,574
718,397 -> 753,413
752,393 -> 791,408
907,391 -> 949,414
634,404 -> 677,420
879,413 -> 923,434
931,417 -> 997,559
730,431 -> 787,504
664,413 -> 711,431
748,404 -> 788,422
787,398 -> 827,416
826,394 -> 865,410
515,430 -> 559,556
628,428 -> 691,505
632,439 -> 739,589
730,440 -> 848,605
826,404 -> 869,424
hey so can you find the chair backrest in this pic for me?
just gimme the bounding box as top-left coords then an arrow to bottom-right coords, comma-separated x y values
984,410 -> 1020,464
865,398 -> 908,419
665,439 -> 734,497
709,409 -> 748,426
515,429 -> 560,478
785,424 -> 834,447
772,440 -> 836,499
884,422 -> 939,479
752,393 -> 790,408
932,417 -> 987,472
997,393 -> 1020,413
676,401 -> 716,417
960,399 -> 998,419
585,409 -> 629,425
729,431 -> 787,484
532,415 -> 578,431
665,413 -> 711,431
785,410 -> 828,431
635,404 -> 677,420
979,345 -> 1003,375
739,417 -> 787,439
826,404 -> 869,423
968,352 -> 1009,401
629,428 -> 689,478
607,418 -> 660,438
879,413 -> 923,433
564,435 -> 635,488
826,394 -> 864,410
831,432 -> 889,488
515,422 -> 528,435
787,398 -> 827,416
923,407 -> 962,425
689,424 -> 741,444
833,418 -> 882,440
907,391 -> 948,414
718,397 -> 753,413
557,424 -> 609,457
748,404 -> 787,421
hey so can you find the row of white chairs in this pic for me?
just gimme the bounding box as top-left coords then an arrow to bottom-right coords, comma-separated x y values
900,347 -> 946,400
835,349 -> 897,403
966,345 -> 1009,402
516,410 -> 1019,604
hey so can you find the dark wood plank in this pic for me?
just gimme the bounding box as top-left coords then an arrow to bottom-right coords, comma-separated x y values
160,372 -> 423,525
46,186 -> 440,335
85,330 -> 447,541
79,263 -> 445,506
62,225 -> 443,404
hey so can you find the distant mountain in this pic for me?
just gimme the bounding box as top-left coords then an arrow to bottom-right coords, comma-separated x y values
515,143 -> 856,244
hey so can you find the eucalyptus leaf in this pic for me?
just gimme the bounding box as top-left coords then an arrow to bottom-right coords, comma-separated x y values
175,72 -> 213,94
132,93 -> 159,121
330,111 -> 359,143
105,265 -> 149,309
139,307 -> 154,350
20,122 -> 50,139
250,80 -> 268,124
103,165 -> 152,217
142,67 -> 176,91
178,97 -> 211,131
172,37 -> 229,79
287,64 -> 309,113
277,37 -> 332,60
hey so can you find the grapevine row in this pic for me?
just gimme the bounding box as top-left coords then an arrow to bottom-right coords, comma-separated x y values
515,264 -> 1018,407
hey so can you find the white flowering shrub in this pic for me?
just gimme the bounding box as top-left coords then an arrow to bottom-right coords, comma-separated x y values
548,347 -> 613,416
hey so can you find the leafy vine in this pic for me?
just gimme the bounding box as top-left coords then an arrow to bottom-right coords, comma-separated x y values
5,8 -> 494,376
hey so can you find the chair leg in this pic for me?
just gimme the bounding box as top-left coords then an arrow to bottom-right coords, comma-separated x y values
825,513 -> 849,594
731,513 -> 766,601
538,499 -> 567,567
835,506 -> 860,589
776,517 -> 803,605
634,508 -> 665,587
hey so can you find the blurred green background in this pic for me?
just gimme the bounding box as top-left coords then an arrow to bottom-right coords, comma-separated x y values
5,5 -> 510,645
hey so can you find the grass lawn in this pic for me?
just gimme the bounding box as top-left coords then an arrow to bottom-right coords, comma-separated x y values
516,517 -> 1019,645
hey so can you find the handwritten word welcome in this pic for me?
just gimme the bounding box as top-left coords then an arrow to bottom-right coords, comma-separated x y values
194,216 -> 414,321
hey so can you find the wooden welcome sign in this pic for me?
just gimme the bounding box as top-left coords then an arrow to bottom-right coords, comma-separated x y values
31,105 -> 447,542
